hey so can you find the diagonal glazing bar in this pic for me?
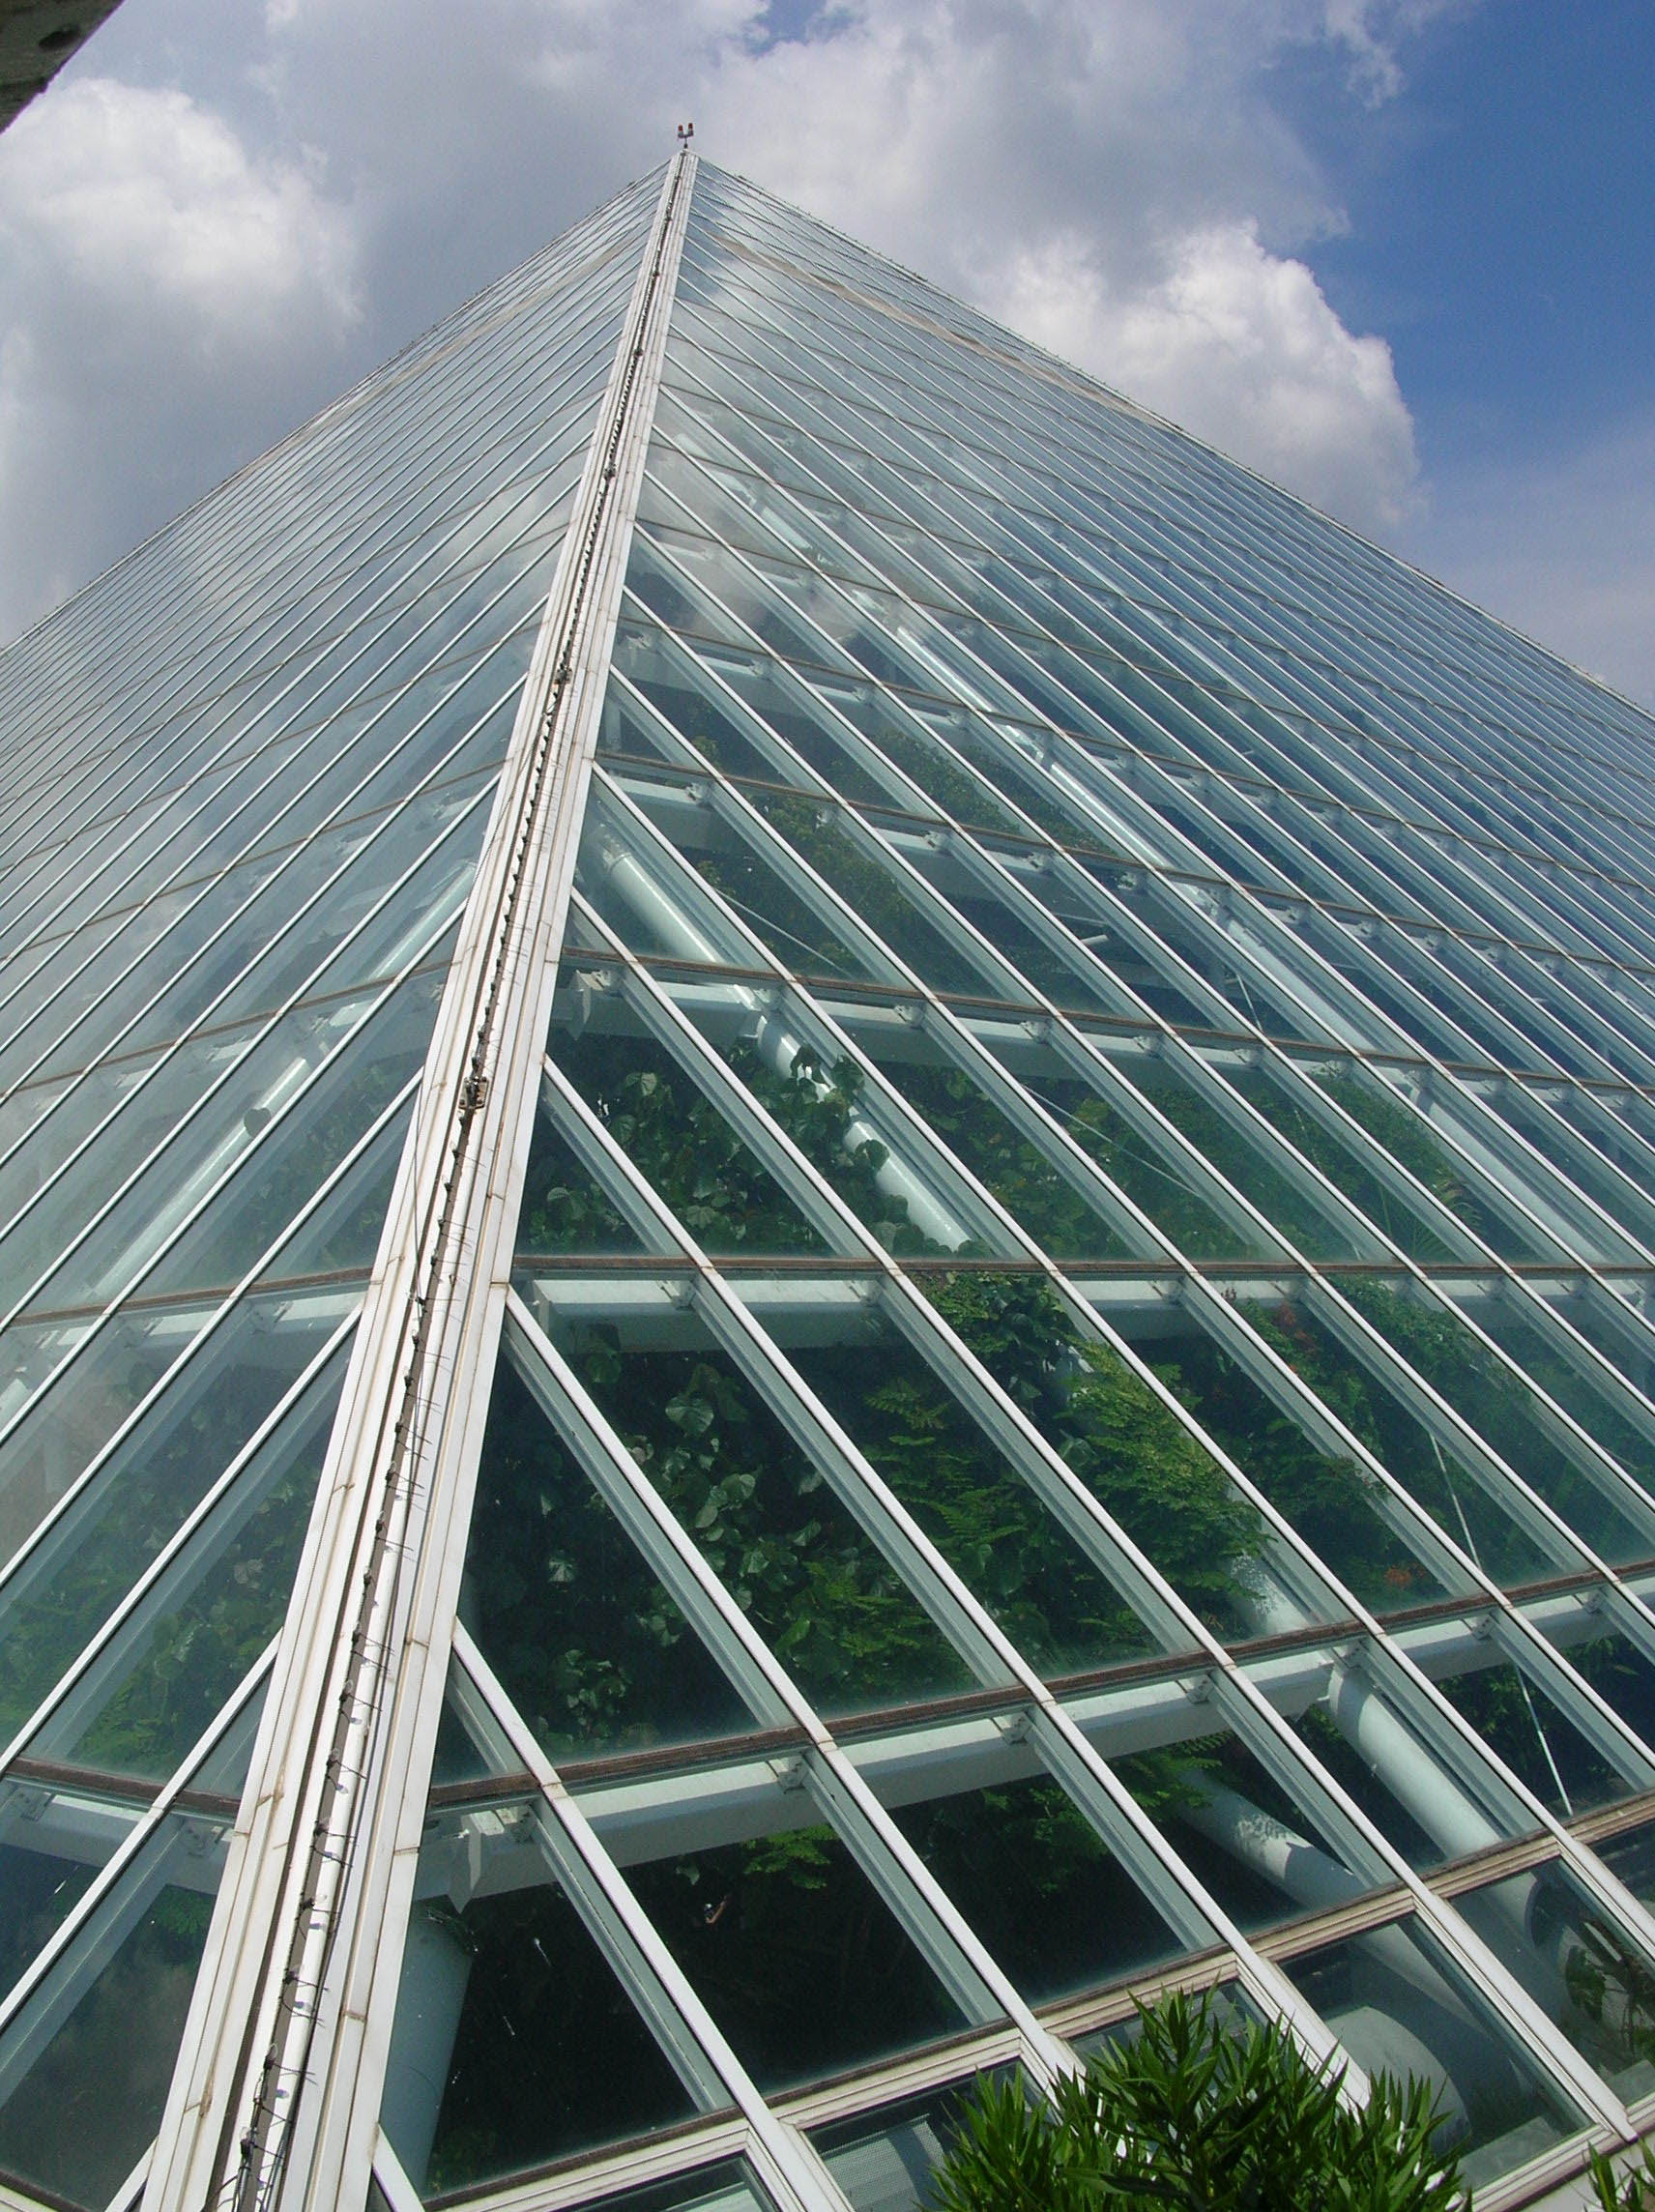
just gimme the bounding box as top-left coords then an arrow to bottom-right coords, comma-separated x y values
143,153 -> 699,2212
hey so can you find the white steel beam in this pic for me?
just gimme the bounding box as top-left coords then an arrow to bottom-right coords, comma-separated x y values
143,151 -> 698,2212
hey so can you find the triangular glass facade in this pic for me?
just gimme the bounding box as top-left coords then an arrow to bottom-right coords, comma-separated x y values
7,151 -> 1655,2212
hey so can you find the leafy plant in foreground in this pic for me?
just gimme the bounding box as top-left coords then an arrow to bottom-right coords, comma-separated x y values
1591,2139 -> 1655,2210
929,1990 -> 1465,2212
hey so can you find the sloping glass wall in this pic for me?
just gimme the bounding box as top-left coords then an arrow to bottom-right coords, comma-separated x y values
13,152 -> 1655,2212
0,172 -> 664,2205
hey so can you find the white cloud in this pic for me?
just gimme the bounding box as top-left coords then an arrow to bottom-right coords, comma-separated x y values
997,220 -> 1420,534
0,74 -> 359,639
0,0 -> 1447,640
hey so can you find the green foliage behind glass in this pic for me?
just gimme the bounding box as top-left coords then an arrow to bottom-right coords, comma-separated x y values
551,1028 -> 827,1253
924,1272 -> 1266,1639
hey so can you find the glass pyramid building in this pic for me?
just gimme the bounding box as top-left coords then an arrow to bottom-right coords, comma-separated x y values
7,147 -> 1655,2212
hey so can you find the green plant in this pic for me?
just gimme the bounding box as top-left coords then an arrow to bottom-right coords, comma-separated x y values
924,1272 -> 1267,1641
1591,2140 -> 1655,2210
928,1990 -> 1465,2212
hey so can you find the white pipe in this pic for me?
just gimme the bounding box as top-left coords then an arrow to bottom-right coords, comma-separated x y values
1179,1780 -> 1366,1913
1325,1664 -> 1504,1862
591,837 -> 973,1248
379,1904 -> 473,2190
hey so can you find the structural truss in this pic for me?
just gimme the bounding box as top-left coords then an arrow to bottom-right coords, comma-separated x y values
9,150 -> 1655,2212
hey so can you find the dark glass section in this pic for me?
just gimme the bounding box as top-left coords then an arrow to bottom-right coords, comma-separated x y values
1437,1658 -> 1628,1817
626,1823 -> 969,2091
1113,1724 -> 1367,1934
1302,1062 -> 1550,1263
1240,1296 -> 1559,1586
890,1773 -> 1189,2001
515,1106 -> 646,1256
417,1876 -> 699,2195
868,1045 -> 1134,1260
1554,1629 -> 1655,1754
1593,1818 -> 1655,1910
1229,1060 -> 1464,1262
0,1832 -> 99,2013
461,1353 -> 753,1761
1344,1280 -> 1653,1567
1012,1057 -> 1261,1260
689,828 -> 878,982
0,1870 -> 218,2210
1122,1052 -> 1368,1261
1283,1917 -> 1580,2187
936,878 -> 1120,1014
1476,1300 -> 1655,1504
924,1273 -> 1276,1641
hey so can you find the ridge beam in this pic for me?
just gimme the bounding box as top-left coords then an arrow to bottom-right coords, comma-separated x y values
144,152 -> 696,2212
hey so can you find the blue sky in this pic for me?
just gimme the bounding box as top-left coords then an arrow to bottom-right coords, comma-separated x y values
1287,2 -> 1655,469
1,0 -> 1652,701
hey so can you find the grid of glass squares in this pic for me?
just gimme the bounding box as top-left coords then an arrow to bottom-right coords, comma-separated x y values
11,152 -> 1655,2212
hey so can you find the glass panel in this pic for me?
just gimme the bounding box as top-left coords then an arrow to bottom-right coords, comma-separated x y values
748,793 -> 1007,999
388,1815 -> 702,2196
549,1021 -> 829,1256
557,1313 -> 973,1719
686,816 -> 881,983
868,1043 -> 1136,1260
1473,1296 -> 1655,1503
1533,1615 -> 1655,1756
1002,1048 -> 1264,1260
1344,1281 -> 1655,1567
815,2081 -> 986,2212
1278,1656 -> 1524,1872
924,1273 -> 1293,1641
1121,1050 -> 1369,1261
39,1348 -> 346,1781
461,1350 -> 757,1763
0,1813 -> 229,2209
624,1819 -> 969,2091
0,1294 -> 339,1743
515,1105 -> 650,1257
1238,1295 -> 1561,1586
1113,1718 -> 1372,1934
927,872 -> 1121,1014
1143,1315 -> 1453,1615
887,1770 -> 1190,2001
1593,1818 -> 1655,1911
1455,1860 -> 1655,2103
782,1305 -> 1163,1673
1283,1916 -> 1582,2187
1228,1059 -> 1466,1262
1304,1061 -> 1552,1263
1437,1656 -> 1629,1818
0,1776 -> 134,2013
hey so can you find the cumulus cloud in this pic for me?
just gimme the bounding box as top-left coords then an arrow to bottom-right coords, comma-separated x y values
0,0 -> 1445,640
998,220 -> 1419,533
0,73 -> 359,639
